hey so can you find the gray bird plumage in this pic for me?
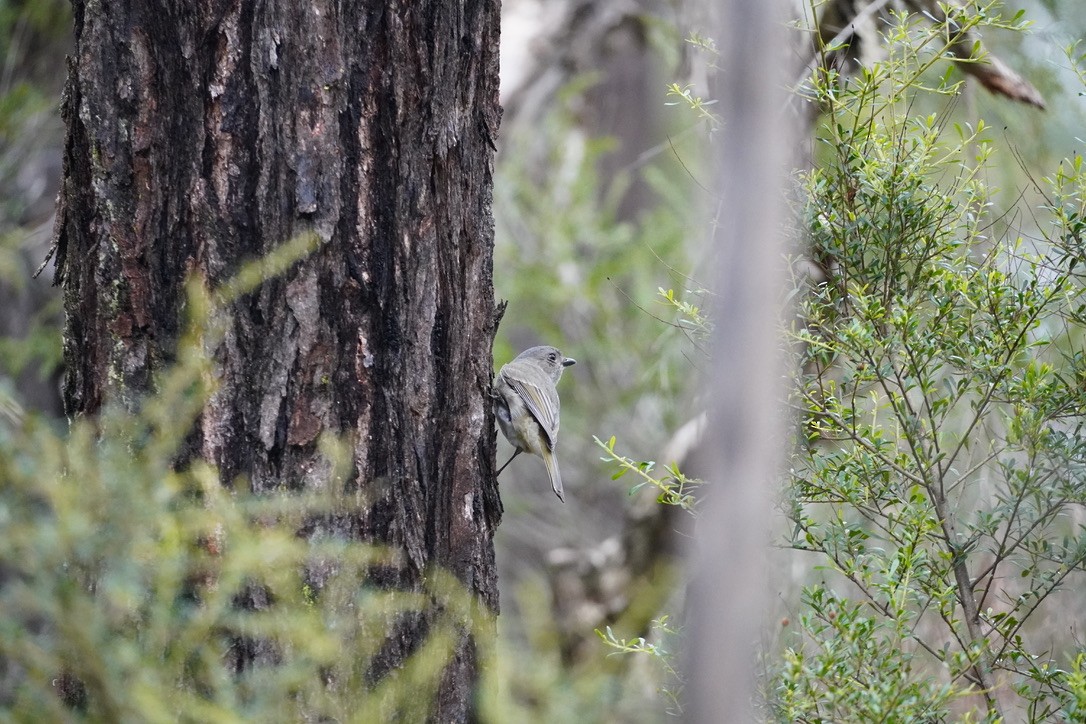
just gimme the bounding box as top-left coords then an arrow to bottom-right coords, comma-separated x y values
493,345 -> 575,501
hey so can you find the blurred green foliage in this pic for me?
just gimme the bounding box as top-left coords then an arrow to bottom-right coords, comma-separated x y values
0,280 -> 473,721
0,0 -> 69,414
494,76 -> 709,429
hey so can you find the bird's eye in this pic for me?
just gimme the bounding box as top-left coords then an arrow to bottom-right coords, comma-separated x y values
548,353 -> 557,363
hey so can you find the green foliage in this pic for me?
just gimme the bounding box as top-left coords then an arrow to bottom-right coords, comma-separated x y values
664,84 -> 720,129
595,434 -> 700,512
477,578 -> 683,723
776,588 -> 959,722
0,287 -> 61,380
0,253 -> 484,721
775,2 -> 1086,720
494,75 -> 704,420
0,0 -> 69,49
657,286 -> 712,345
0,1 -> 70,408
596,616 -> 683,715
1062,654 -> 1086,721
0,408 -> 474,720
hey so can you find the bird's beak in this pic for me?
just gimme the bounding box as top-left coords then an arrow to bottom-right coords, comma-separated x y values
563,358 -> 576,367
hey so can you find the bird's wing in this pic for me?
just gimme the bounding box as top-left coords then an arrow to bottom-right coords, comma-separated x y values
502,370 -> 560,450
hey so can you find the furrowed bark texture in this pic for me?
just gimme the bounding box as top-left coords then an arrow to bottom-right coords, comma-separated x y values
54,0 -> 502,718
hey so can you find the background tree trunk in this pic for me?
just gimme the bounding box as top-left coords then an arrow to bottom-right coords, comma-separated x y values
53,0 -> 502,718
687,0 -> 790,718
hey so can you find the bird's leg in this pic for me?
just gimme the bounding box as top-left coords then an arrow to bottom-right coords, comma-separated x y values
496,449 -> 521,476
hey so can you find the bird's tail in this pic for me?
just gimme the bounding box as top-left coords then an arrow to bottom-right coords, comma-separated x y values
542,448 -> 564,502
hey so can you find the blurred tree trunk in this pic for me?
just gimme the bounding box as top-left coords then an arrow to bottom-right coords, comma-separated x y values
52,0 -> 502,718
687,0 -> 789,718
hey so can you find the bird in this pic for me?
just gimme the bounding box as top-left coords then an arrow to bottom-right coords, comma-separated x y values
492,345 -> 576,501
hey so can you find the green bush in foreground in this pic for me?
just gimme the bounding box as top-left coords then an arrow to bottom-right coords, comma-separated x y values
0,271 -> 482,722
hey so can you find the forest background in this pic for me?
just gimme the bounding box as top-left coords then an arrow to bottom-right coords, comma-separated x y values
1,0 -> 1086,721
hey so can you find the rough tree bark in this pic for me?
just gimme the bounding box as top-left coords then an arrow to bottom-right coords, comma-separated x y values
52,0 -> 502,718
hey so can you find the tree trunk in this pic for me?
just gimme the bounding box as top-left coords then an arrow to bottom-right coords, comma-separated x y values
687,0 -> 789,718
53,0 -> 502,719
